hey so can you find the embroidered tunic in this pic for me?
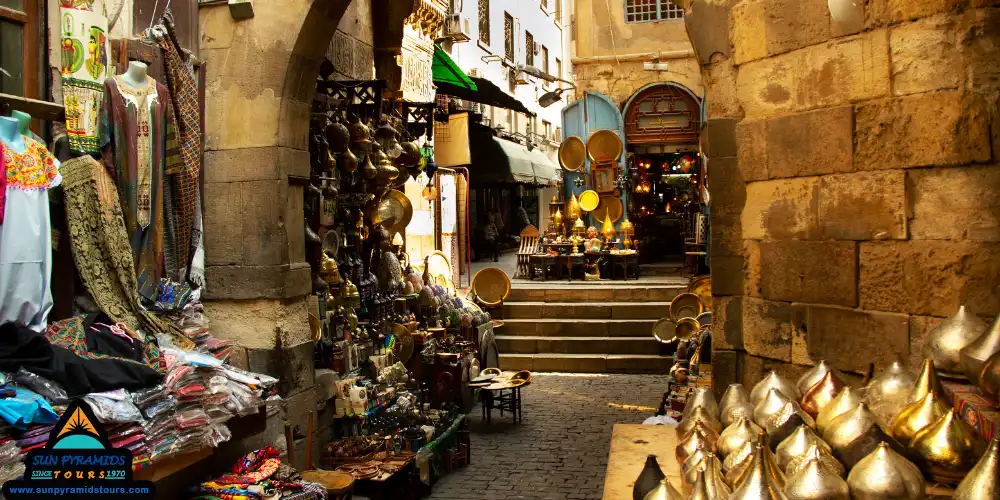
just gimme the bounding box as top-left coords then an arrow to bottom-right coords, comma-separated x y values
0,137 -> 60,332
100,75 -> 181,301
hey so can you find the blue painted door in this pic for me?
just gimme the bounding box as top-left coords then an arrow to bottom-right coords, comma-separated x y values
561,91 -> 628,231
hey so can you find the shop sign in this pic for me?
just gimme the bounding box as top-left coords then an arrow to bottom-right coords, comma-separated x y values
401,31 -> 434,103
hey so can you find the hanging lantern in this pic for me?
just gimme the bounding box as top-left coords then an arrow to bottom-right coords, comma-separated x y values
422,183 -> 438,200
567,193 -> 581,220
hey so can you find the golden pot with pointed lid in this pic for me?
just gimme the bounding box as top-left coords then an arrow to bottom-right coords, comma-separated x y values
679,406 -> 723,436
865,361 -> 916,429
961,313 -> 1000,384
775,425 -> 831,472
801,371 -> 848,419
750,371 -> 799,406
689,465 -> 732,500
785,444 -> 845,479
684,387 -> 720,421
764,400 -> 817,451
846,442 -> 925,500
816,387 -> 862,436
979,350 -> 1000,399
796,360 -> 839,397
889,391 -> 949,448
925,305 -> 988,375
683,453 -> 730,495
954,436 -> 1000,500
726,432 -> 786,490
683,448 -> 712,480
728,443 -> 788,500
783,454 -> 850,500
719,416 -> 762,459
754,388 -> 791,428
908,409 -> 987,485
677,425 -> 717,464
910,359 -> 947,405
721,384 -> 755,427
642,478 -> 684,500
822,402 -> 893,470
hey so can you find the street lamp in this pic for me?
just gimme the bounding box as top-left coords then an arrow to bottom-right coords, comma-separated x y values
519,65 -> 576,108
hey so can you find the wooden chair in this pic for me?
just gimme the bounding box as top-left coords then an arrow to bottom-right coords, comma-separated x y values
516,225 -> 541,278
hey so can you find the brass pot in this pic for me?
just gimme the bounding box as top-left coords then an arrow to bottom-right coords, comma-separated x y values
683,453 -> 729,496
786,444 -> 845,479
846,442 -> 925,500
980,351 -> 1000,399
865,361 -> 916,429
960,313 -> 1000,384
889,392 -> 949,448
348,116 -> 371,145
677,426 -> 717,464
801,371 -> 848,419
796,360 -> 837,396
719,416 -> 762,459
911,359 -> 947,405
689,465 -> 732,500
925,305 -> 988,375
816,387 -> 862,436
763,400 -> 817,451
723,440 -> 754,476
721,384 -> 755,427
908,409 -> 986,485
783,455 -> 850,500
754,389 -> 791,428
728,443 -> 787,500
340,148 -> 359,173
954,436 -> 1000,500
750,371 -> 800,406
679,406 -> 723,436
326,121 -> 351,153
775,425 -> 831,472
684,387 -> 720,421
642,478 -> 684,500
362,154 -> 377,180
726,432 -> 786,490
683,420 -> 721,449
682,449 -> 713,483
822,402 -> 893,470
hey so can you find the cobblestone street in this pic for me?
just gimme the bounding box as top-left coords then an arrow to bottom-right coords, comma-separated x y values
429,373 -> 669,500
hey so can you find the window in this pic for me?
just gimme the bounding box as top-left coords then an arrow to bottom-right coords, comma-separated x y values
524,31 -> 534,67
555,58 -> 562,89
555,126 -> 562,141
503,12 -> 514,61
555,0 -> 562,23
0,0 -> 40,98
541,46 -> 549,75
478,0 -> 490,45
625,0 -> 684,23
543,120 -> 552,140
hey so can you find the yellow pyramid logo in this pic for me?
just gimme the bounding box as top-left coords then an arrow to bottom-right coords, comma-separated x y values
56,407 -> 99,439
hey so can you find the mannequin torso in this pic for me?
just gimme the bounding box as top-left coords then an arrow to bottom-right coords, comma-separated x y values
11,111 -> 31,137
0,116 -> 25,153
120,61 -> 149,90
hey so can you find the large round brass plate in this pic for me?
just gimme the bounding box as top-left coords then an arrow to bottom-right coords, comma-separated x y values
578,190 -> 600,212
586,129 -> 623,163
472,267 -> 511,306
376,190 -> 413,235
675,317 -> 701,340
652,318 -> 677,343
687,275 -> 712,311
425,250 -> 452,284
558,136 -> 586,172
670,293 -> 705,322
592,196 -> 624,224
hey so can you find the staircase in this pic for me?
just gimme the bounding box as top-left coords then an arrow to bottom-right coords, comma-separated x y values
496,279 -> 688,374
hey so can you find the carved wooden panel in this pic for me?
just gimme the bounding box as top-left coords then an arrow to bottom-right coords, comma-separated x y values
623,85 -> 701,147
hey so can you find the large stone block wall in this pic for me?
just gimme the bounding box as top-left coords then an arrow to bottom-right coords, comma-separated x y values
686,0 -> 1000,395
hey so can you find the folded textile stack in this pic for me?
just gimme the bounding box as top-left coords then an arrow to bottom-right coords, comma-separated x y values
0,433 -> 23,485
171,303 -> 236,362
191,446 -> 327,500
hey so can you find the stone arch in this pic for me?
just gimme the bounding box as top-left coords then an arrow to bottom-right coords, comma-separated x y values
621,82 -> 703,149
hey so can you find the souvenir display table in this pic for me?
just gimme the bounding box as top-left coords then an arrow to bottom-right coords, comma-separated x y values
603,424 -> 682,500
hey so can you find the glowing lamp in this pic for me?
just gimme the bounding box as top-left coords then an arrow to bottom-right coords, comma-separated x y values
602,216 -> 616,244
620,217 -> 634,249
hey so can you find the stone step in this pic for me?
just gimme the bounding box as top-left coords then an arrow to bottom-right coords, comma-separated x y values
643,263 -> 686,276
502,301 -> 670,320
495,335 -> 662,355
499,353 -> 673,374
498,318 -> 656,337
507,285 -> 685,303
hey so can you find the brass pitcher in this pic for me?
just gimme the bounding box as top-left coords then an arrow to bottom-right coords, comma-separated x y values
801,371 -> 848,419
642,478 -> 684,500
889,391 -> 949,448
954,436 -> 1000,500
783,454 -> 850,500
775,425 -> 831,472
846,442 -> 924,500
865,361 -> 916,429
684,387 -> 720,421
816,387 -> 862,436
796,360 -> 838,396
750,371 -> 800,406
785,444 -> 845,479
721,384 -> 755,427
960,313 -> 1000,384
822,402 -> 893,470
908,409 -> 986,485
689,465 -> 732,500
754,389 -> 791,428
925,305 -> 988,375
719,416 -> 762,460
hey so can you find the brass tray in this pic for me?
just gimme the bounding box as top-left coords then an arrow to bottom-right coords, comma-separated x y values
322,229 -> 341,257
592,196 -> 623,224
675,317 -> 701,340
425,250 -> 452,282
652,318 -> 677,344
687,275 -> 712,311
472,267 -> 511,306
670,293 -> 705,322
579,190 -> 600,212
586,129 -> 623,163
558,136 -> 587,172
376,190 -> 412,235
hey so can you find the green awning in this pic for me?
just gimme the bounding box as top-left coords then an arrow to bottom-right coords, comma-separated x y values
432,46 -> 477,91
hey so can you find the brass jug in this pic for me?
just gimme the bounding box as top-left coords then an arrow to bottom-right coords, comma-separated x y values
785,444 -> 845,479
846,442 -> 924,500
865,361 -> 916,429
642,478 -> 684,500
822,402 -> 892,469
801,371 -> 848,419
775,425 -> 831,472
816,387 -> 862,436
679,406 -> 723,436
721,384 -> 755,427
783,454 -> 850,500
925,305 -> 988,375
960,313 -> 1000,384
751,371 -> 799,406
889,392 -> 949,448
908,409 -> 986,485
719,416 -> 762,460
954,436 -> 1000,500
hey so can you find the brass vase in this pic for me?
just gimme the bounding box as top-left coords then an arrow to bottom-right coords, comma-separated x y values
822,402 -> 893,469
816,387 -> 862,436
865,361 -> 916,429
719,416 -> 762,459
634,454 -> 666,500
642,478 -> 684,500
796,360 -> 838,397
908,409 -> 986,485
689,467 -> 731,500
775,425 -> 831,472
721,384 -> 755,427
980,351 -> 1000,399
910,359 -> 947,405
954,436 -> 1000,500
680,406 -> 724,436
727,432 -> 786,490
728,443 -> 788,500
755,389 -> 791,428
960,313 -> 1000,384
683,448 -> 713,481
684,387 -> 720,420
783,455 -> 850,500
678,426 -> 717,464
723,440 -> 753,475
800,371 -> 848,419
785,444 -> 845,479
846,442 -> 925,500
751,371 -> 800,406
925,305 -> 988,376
339,147 -> 359,173
889,392 -> 949,448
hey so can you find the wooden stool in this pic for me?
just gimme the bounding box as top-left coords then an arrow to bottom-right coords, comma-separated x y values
300,470 -> 355,499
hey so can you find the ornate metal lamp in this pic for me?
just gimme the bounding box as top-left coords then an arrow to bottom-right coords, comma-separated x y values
620,216 -> 634,249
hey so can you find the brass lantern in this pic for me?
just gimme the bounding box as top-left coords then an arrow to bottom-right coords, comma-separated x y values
602,215 -> 617,244
620,216 -> 635,249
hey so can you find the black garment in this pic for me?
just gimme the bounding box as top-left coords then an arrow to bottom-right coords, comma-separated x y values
0,316 -> 163,397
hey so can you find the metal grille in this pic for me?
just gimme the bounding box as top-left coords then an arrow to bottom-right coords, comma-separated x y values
625,0 -> 684,23
504,13 -> 514,60
525,31 -> 534,66
478,0 -> 490,44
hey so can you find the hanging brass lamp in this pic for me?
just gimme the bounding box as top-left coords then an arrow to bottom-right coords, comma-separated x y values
750,371 -> 800,406
721,384 -> 755,427
796,360 -> 839,397
865,361 -> 916,429
785,444 -> 845,479
908,409 -> 986,485
846,442 -> 924,500
816,387 -> 863,436
719,416 -> 762,460
954,436 -> 1000,500
775,425 -> 831,472
783,454 -> 850,500
728,443 -> 788,500
960,313 -> 1000,384
801,371 -> 848,419
889,391 -> 949,448
680,406 -> 724,436
822,402 -> 892,470
925,305 -> 988,376
684,387 -> 720,420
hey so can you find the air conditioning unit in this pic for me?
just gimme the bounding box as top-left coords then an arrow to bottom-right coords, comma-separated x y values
441,14 -> 471,42
533,42 -> 541,56
514,70 -> 530,85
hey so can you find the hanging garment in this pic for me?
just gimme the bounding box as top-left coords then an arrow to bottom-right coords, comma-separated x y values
0,137 -> 60,332
100,74 -> 182,300
59,7 -> 110,154
61,155 -> 194,350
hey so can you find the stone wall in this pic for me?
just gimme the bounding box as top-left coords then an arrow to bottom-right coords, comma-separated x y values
690,0 -> 1000,394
